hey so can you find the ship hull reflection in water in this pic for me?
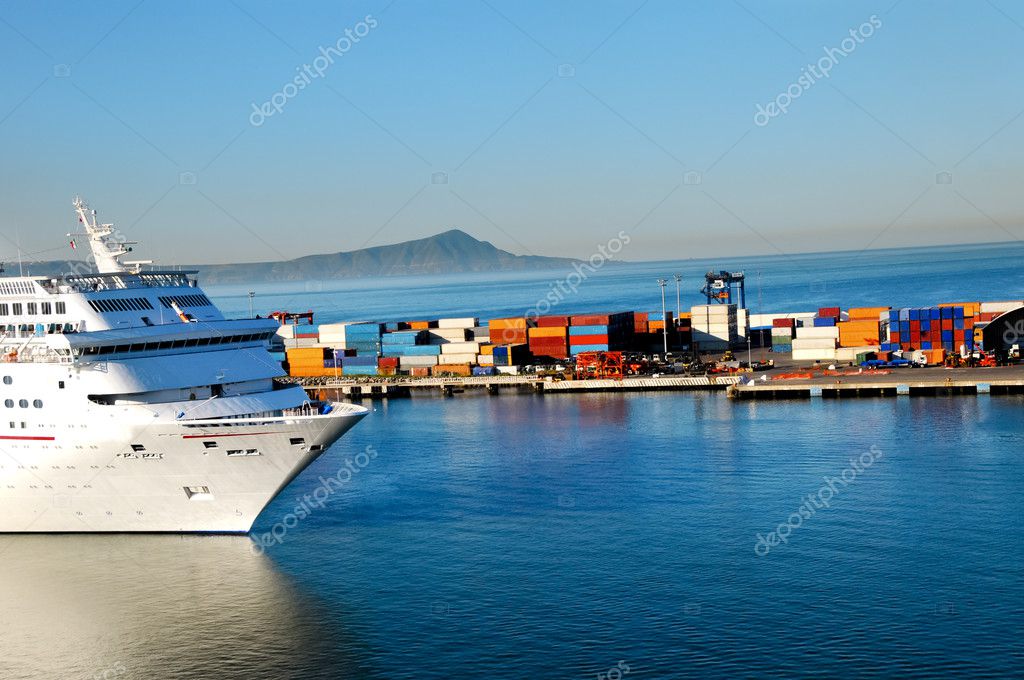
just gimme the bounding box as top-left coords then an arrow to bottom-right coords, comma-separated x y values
0,536 -> 370,680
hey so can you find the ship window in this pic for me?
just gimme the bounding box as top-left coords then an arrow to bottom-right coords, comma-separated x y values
56,302 -> 65,314
41,302 -> 52,315
130,444 -> 146,452
185,338 -> 198,347
203,441 -> 218,449
26,303 -> 37,315
197,337 -> 210,346
12,303 -> 22,315
289,437 -> 305,446
18,399 -> 28,408
2,376 -> 10,385
32,399 -> 42,408
58,381 -> 65,389
3,400 -> 12,408
0,304 -> 7,315
246,449 -> 258,455
226,449 -> 242,456
158,341 -> 172,350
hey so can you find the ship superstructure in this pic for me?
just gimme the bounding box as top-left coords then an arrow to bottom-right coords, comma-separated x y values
0,199 -> 366,532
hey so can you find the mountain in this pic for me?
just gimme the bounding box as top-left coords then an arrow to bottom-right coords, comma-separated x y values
9,230 -> 582,284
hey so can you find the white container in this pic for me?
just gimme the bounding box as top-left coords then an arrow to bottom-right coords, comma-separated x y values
477,354 -> 494,366
495,366 -> 520,375
792,338 -> 837,350
441,342 -> 481,354
795,327 -> 840,339
437,317 -> 479,329
438,352 -> 478,364
981,301 -> 1023,313
792,348 -> 837,361
398,355 -> 438,367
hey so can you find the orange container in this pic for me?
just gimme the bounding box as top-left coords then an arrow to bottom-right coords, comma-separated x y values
489,317 -> 532,329
837,320 -> 880,347
434,363 -> 472,376
529,326 -> 568,339
847,306 -> 890,320
410,366 -> 432,377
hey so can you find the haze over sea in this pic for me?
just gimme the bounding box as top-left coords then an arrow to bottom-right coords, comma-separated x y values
4,242 -> 1023,679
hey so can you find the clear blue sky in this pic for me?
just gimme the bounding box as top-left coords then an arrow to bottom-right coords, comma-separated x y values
0,1 -> 1021,264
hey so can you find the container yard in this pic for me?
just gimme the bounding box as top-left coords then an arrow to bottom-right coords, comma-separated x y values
269,294 -> 1024,400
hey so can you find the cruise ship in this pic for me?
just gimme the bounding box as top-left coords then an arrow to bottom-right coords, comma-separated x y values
0,198 -> 367,533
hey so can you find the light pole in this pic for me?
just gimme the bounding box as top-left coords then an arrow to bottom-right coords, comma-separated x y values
248,291 -> 255,318
673,274 -> 681,321
657,278 -> 668,355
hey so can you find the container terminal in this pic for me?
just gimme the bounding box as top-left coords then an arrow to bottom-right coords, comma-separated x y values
268,271 -> 1024,401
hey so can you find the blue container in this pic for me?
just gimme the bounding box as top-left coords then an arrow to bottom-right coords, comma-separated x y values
930,307 -> 941,320
381,331 -> 424,345
921,341 -> 932,350
909,309 -> 920,321
889,310 -> 900,322
900,321 -> 911,333
941,307 -> 953,320
813,317 -> 836,327
343,365 -> 378,376
570,344 -> 611,354
403,345 -> 442,356
341,356 -> 377,367
953,318 -> 964,330
381,349 -> 407,358
965,338 -> 974,349
472,366 -> 497,376
888,322 -> 899,334
899,308 -> 910,321
569,325 -> 610,336
920,320 -> 930,332
953,307 -> 964,319
941,330 -> 954,342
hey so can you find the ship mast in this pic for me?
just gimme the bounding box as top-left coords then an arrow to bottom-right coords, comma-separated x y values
69,197 -> 155,274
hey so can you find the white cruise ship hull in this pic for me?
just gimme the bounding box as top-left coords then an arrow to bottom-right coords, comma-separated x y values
0,404 -> 367,533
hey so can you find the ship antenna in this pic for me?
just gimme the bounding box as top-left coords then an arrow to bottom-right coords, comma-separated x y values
69,197 -> 152,274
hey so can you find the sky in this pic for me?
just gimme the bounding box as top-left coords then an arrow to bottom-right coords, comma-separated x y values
0,0 -> 1022,265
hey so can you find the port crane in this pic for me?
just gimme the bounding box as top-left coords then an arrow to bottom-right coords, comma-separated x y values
701,270 -> 745,307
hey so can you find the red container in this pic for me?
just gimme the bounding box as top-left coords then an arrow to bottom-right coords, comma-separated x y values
537,315 -> 571,327
818,307 -> 841,318
773,318 -> 796,328
891,332 -> 901,343
569,334 -> 610,345
378,357 -> 399,368
571,312 -> 632,326
941,319 -> 953,331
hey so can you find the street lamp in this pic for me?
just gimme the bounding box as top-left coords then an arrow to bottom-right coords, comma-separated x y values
248,291 -> 255,318
673,274 -> 682,320
657,278 -> 669,355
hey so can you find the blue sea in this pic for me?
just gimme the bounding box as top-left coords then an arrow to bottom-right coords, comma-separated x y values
4,242 -> 1023,679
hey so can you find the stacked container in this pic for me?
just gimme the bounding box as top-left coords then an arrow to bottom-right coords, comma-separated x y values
285,347 -> 333,377
771,318 -> 795,353
568,312 -> 634,355
691,304 -> 737,350
528,320 -> 570,359
319,322 -> 384,356
883,306 -> 975,353
489,317 -> 533,345
792,322 -> 839,361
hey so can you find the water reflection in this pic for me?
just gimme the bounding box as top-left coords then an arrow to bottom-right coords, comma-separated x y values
0,535 -> 373,680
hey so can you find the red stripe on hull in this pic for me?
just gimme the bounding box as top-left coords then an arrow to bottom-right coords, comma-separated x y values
0,436 -> 56,441
181,432 -> 282,439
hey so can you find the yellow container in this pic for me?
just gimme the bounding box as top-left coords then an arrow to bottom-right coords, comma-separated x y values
528,326 -> 568,339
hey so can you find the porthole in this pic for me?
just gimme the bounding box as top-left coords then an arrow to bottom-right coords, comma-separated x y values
3,399 -> 11,408
18,399 -> 28,408
32,400 -> 43,408
2,376 -> 11,385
